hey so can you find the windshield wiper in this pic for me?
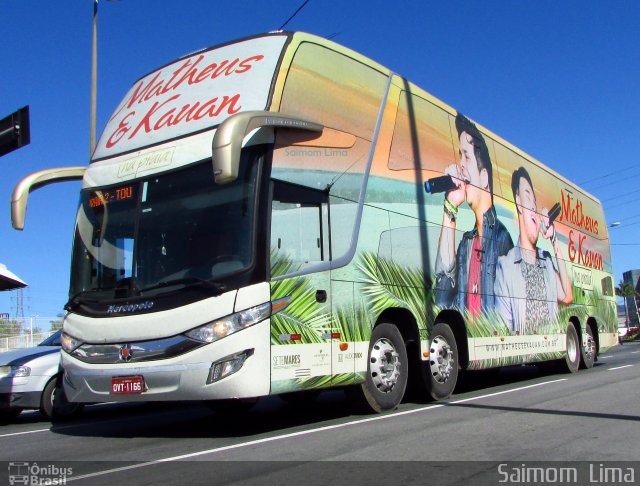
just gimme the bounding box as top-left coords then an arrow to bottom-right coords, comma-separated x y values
139,277 -> 227,296
114,277 -> 140,298
65,288 -> 103,311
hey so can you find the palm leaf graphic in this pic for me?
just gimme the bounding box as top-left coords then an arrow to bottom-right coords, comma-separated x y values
357,252 -> 432,332
270,254 -> 328,344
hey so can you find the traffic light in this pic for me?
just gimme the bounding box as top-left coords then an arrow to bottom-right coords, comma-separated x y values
0,106 -> 30,157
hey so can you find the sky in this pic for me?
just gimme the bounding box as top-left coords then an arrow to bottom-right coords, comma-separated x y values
1,0 -> 639,319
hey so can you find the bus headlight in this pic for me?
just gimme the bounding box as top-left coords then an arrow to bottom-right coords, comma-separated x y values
185,302 -> 271,343
60,332 -> 84,353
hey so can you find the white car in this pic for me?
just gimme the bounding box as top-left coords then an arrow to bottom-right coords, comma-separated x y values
0,330 -> 82,421
618,325 -> 629,344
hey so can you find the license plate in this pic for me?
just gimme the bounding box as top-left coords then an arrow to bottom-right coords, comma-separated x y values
111,376 -> 144,394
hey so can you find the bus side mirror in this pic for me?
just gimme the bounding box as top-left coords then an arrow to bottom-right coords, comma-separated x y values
11,166 -> 85,230
211,111 -> 323,185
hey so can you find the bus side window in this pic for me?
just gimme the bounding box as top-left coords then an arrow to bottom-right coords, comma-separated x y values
270,180 -> 330,271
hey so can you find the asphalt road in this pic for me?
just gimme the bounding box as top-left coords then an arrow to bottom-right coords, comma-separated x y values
1,341 -> 638,485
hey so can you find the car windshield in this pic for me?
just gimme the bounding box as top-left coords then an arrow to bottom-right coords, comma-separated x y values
68,155 -> 260,302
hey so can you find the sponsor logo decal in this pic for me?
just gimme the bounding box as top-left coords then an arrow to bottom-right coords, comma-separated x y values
272,354 -> 302,370
119,344 -> 133,362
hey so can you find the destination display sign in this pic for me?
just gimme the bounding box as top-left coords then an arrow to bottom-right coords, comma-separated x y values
88,185 -> 135,208
93,35 -> 287,160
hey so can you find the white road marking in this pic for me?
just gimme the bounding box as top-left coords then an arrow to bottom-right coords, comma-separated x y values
67,378 -> 568,482
608,365 -> 633,371
0,406 -> 196,439
0,427 -> 50,438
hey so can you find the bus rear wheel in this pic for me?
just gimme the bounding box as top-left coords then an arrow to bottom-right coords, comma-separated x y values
580,325 -> 596,369
561,323 -> 580,373
424,323 -> 458,401
347,322 -> 407,413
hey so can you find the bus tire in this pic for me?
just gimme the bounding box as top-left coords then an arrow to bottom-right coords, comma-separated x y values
580,325 -> 596,369
561,323 -> 580,373
347,322 -> 407,413
425,323 -> 459,401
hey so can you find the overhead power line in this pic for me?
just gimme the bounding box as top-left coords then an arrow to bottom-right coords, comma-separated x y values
279,0 -> 310,30
579,163 -> 640,186
604,197 -> 636,210
592,172 -> 640,191
602,189 -> 637,203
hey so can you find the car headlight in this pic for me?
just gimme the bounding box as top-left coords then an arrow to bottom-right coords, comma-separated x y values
186,302 -> 271,343
61,332 -> 84,353
0,365 -> 31,378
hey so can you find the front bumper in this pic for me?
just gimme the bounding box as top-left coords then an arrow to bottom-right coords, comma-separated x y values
62,319 -> 270,403
0,391 -> 42,410
0,375 -> 50,410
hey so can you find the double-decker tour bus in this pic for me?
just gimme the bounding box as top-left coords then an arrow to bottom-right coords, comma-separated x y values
11,32 -> 617,413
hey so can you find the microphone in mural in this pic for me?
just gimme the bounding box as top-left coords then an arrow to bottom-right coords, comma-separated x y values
424,175 -> 458,194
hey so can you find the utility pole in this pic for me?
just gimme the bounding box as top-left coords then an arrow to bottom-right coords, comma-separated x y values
90,0 -> 98,157
14,287 -> 25,321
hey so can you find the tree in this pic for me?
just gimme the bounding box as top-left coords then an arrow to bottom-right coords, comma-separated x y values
0,318 -> 21,336
615,281 -> 639,326
49,313 -> 64,332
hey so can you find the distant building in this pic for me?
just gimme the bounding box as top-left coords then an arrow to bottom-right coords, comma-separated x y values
617,303 -> 627,327
622,269 -> 640,326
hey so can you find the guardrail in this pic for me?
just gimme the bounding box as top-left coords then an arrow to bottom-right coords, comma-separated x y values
0,317 -> 59,352
0,332 -> 56,352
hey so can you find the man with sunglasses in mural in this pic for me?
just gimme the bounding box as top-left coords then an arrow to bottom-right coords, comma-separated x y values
494,167 -> 573,334
434,113 -> 513,316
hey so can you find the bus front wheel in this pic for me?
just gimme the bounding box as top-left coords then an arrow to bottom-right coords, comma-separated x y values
424,323 -> 459,401
347,322 -> 407,413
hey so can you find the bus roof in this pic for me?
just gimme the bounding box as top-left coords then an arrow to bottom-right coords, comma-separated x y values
92,30 -> 600,206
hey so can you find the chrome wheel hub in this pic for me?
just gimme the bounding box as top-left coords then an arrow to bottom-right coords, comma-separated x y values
430,335 -> 454,383
369,338 -> 401,393
567,331 -> 578,362
584,333 -> 595,362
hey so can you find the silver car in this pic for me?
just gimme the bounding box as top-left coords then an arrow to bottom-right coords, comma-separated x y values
0,330 -> 82,421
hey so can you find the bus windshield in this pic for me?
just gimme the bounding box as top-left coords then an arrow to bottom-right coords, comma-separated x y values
69,154 -> 261,303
